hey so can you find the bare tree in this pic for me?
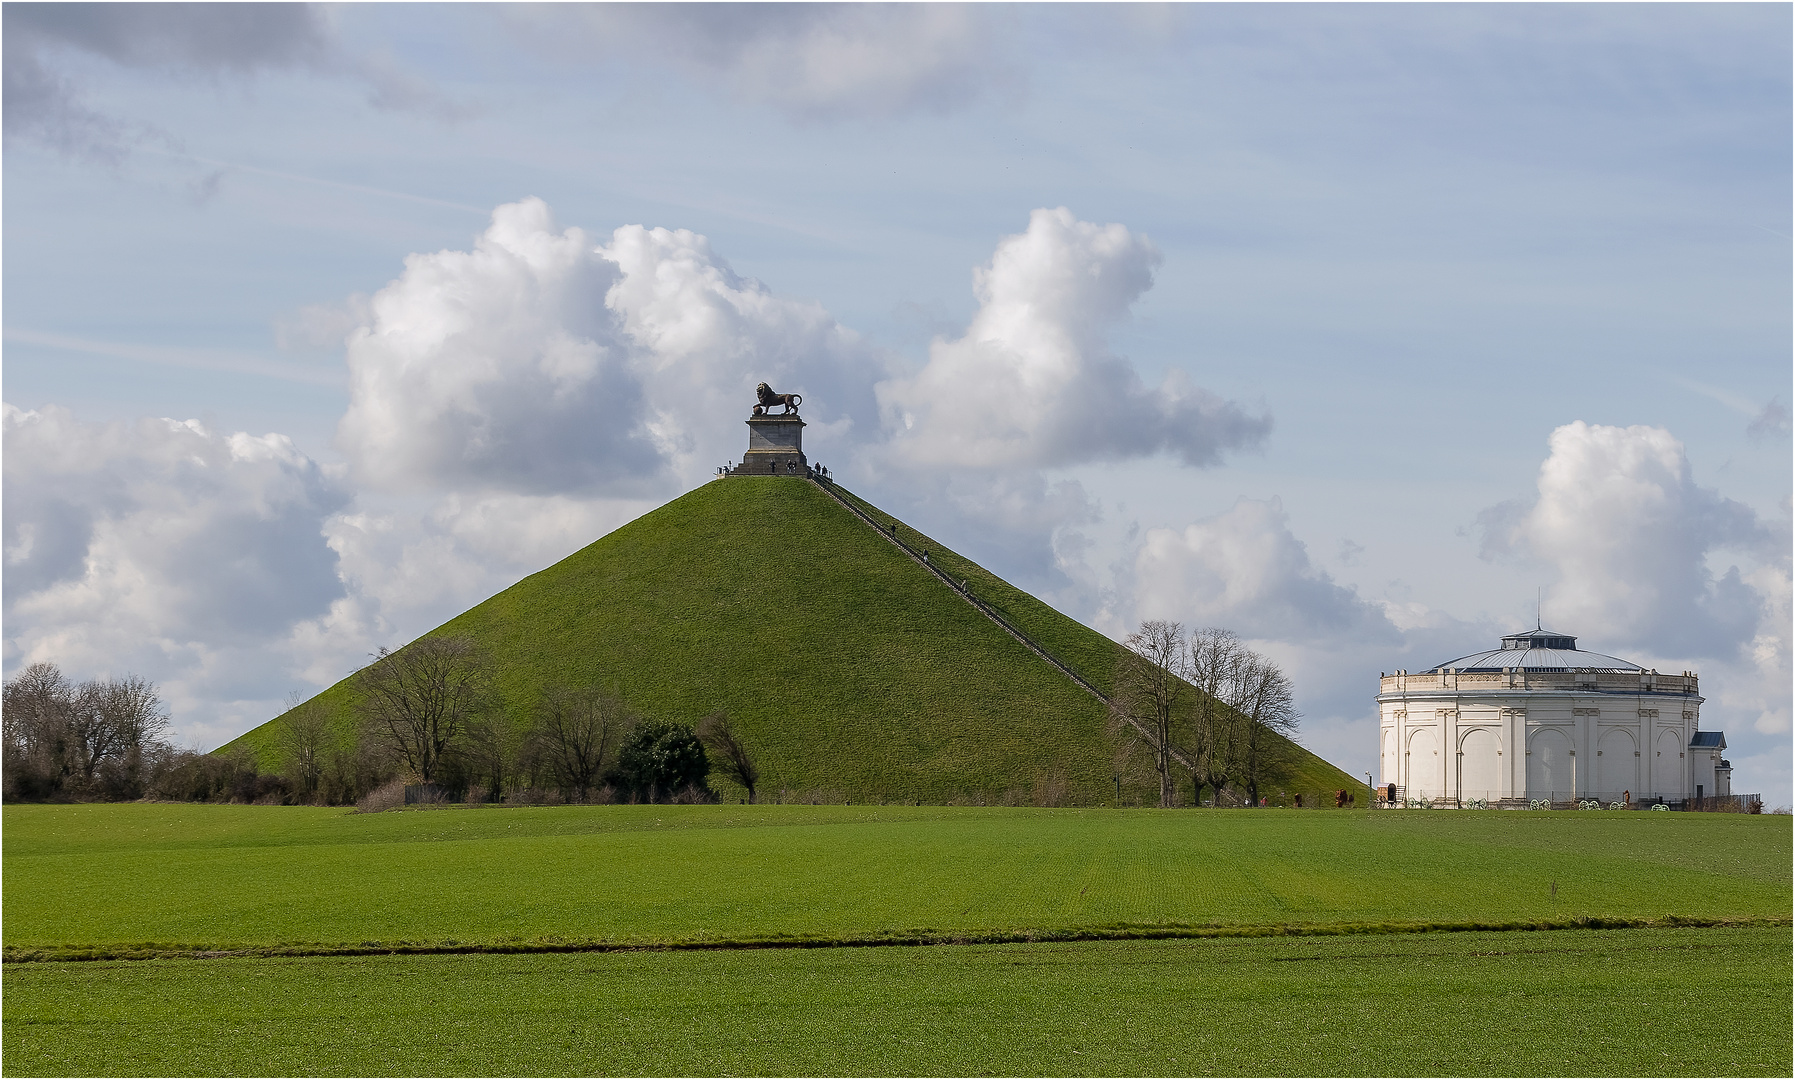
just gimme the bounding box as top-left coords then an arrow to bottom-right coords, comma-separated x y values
1187,628 -> 1247,806
356,637 -> 495,787
3,662 -> 76,798
535,685 -> 636,801
71,675 -> 169,797
461,710 -> 530,802
4,667 -> 169,800
1232,652 -> 1300,806
322,724 -> 394,806
278,694 -> 333,799
1113,621 -> 1187,808
698,711 -> 759,803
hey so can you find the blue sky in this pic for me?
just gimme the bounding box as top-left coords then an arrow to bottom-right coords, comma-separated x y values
5,3 -> 1789,799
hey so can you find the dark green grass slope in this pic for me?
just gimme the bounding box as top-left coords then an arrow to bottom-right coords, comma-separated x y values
226,477 -> 1359,802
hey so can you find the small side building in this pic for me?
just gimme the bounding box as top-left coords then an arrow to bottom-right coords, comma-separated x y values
1376,629 -> 1722,805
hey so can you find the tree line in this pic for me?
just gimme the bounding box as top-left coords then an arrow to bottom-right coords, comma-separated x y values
3,636 -> 761,808
2,664 -> 173,801
1109,622 -> 1301,808
8,625 -> 1295,810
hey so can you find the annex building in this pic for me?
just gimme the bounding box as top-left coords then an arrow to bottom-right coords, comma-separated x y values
1377,628 -> 1729,806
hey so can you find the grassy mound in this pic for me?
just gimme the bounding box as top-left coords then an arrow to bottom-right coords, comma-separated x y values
223,477 -> 1359,803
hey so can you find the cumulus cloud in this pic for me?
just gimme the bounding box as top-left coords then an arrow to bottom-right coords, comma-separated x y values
509,3 -> 1009,121
1481,421 -> 1781,659
2,403 -> 348,745
0,198 -> 884,724
337,197 -> 884,498
337,199 -> 661,496
878,208 -> 1271,471
599,218 -> 885,468
1119,496 -> 1399,644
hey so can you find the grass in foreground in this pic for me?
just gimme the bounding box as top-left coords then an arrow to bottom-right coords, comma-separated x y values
5,927 -> 1789,1076
5,803 -> 1787,955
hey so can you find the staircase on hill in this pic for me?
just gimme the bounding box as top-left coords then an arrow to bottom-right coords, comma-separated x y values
807,475 -> 1203,775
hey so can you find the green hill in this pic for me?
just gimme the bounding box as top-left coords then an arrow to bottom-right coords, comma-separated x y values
224,476 -> 1361,804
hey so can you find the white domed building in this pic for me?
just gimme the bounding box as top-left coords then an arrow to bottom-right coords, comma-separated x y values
1376,629 -> 1728,806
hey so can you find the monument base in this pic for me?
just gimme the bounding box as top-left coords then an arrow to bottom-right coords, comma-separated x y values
735,449 -> 808,475
728,413 -> 808,477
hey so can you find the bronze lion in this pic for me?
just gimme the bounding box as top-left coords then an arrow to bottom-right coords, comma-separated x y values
755,382 -> 802,415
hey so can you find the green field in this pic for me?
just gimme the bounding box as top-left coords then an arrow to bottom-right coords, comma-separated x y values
6,928 -> 1789,1076
219,477 -> 1360,805
6,803 -> 1787,955
6,804 -> 1789,1076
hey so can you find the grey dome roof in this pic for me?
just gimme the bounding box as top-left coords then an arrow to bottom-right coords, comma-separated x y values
1422,629 -> 1642,673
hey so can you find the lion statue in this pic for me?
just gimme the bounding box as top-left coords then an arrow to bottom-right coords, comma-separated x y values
755,382 -> 802,415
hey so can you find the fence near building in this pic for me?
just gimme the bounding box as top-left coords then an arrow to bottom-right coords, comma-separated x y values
1373,789 -> 1764,812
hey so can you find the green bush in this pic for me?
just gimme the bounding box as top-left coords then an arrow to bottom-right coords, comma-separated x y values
607,720 -> 710,803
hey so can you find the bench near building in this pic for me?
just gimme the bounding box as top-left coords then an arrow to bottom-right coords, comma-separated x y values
1376,628 -> 1731,807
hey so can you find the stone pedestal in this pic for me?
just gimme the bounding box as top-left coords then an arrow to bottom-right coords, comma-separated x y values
730,414 -> 807,476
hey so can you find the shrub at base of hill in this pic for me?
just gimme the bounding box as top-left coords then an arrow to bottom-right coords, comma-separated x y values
147,748 -> 288,805
607,720 -> 711,804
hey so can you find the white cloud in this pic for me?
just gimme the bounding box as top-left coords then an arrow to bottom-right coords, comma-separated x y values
336,198 -> 664,496
4,198 -> 897,750
599,219 -> 886,472
337,199 -> 886,500
2,404 -> 346,647
1122,496 -> 1398,645
1483,421 -> 1781,660
879,207 -> 1270,471
2,403 -> 349,747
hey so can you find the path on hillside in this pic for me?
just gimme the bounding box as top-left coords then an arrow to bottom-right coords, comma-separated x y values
808,475 -> 1199,774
